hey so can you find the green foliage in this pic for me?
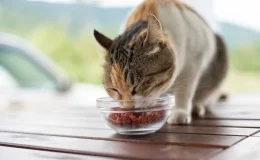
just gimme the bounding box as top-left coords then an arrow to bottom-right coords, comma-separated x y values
225,44 -> 260,92
27,25 -> 103,84
229,44 -> 260,73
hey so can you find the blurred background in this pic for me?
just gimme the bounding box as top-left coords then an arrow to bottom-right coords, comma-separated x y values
0,0 -> 260,108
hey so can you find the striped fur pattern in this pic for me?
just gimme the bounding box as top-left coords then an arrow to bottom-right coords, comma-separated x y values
94,0 -> 228,124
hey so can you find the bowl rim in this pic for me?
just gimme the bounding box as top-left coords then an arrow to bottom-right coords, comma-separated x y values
98,106 -> 173,112
96,94 -> 175,103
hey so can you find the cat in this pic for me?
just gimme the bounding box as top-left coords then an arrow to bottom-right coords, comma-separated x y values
94,0 -> 228,124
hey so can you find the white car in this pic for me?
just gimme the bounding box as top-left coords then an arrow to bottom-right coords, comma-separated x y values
0,33 -> 107,111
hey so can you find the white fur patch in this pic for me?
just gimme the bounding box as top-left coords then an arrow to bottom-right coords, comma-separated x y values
133,95 -> 157,108
155,3 -> 217,124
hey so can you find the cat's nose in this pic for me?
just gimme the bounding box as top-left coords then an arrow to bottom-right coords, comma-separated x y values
122,101 -> 134,109
120,95 -> 134,109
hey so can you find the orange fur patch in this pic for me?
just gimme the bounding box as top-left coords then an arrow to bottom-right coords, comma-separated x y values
111,63 -> 131,100
125,0 -> 187,29
125,0 -> 158,29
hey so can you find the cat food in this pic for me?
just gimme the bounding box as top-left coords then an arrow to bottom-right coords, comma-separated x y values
107,107 -> 166,128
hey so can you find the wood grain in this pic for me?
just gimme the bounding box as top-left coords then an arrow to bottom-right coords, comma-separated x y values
191,119 -> 260,128
0,132 -> 221,160
0,146 -> 118,160
111,133 -> 243,148
160,126 -> 258,136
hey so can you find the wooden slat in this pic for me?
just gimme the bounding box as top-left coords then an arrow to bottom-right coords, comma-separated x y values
0,124 -> 244,148
0,132 -> 221,160
214,103 -> 260,108
0,110 -> 101,120
0,116 -> 106,128
113,133 -> 243,148
0,146 -> 117,160
191,119 -> 260,128
160,126 -> 258,136
205,112 -> 260,120
0,114 -> 102,124
0,109 -> 100,121
211,137 -> 260,160
210,105 -> 260,111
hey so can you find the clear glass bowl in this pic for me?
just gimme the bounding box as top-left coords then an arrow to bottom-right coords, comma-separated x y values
96,94 -> 174,135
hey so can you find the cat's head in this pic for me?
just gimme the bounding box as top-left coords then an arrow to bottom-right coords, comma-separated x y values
94,14 -> 175,108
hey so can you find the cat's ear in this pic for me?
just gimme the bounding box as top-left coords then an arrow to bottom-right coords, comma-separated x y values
94,30 -> 113,51
146,14 -> 164,44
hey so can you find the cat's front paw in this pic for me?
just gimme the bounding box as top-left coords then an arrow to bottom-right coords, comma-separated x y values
167,108 -> 192,125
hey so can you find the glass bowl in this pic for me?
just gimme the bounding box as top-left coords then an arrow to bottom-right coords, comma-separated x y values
96,94 -> 174,135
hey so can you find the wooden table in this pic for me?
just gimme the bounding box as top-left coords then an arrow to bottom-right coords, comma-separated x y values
0,93 -> 260,160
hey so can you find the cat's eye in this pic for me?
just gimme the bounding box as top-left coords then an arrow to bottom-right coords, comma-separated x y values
110,88 -> 119,93
106,88 -> 120,99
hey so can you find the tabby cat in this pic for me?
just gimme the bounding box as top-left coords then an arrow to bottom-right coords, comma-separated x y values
94,0 -> 228,124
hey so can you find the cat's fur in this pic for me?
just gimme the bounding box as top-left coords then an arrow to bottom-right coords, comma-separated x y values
94,0 -> 228,124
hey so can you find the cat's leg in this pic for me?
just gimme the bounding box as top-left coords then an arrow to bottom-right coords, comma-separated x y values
193,79 -> 225,117
167,69 -> 203,124
192,34 -> 228,117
